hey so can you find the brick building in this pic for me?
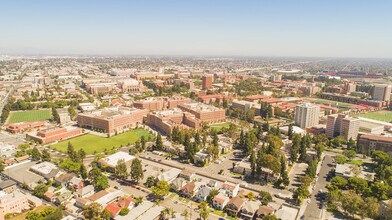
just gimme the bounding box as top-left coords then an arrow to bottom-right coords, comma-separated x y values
202,74 -> 213,90
133,96 -> 191,111
357,134 -> 392,154
6,121 -> 45,134
177,102 -> 225,123
27,126 -> 82,144
77,107 -> 148,134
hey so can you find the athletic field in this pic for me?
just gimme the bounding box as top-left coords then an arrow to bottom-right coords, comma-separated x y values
7,110 -> 52,123
356,110 -> 392,123
50,129 -> 150,154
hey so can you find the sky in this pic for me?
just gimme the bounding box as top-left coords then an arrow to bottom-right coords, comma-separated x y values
1,0 -> 392,58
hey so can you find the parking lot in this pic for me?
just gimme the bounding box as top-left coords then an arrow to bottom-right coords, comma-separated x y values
3,160 -> 44,186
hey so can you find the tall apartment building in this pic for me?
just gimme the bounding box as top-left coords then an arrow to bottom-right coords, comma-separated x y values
373,84 -> 392,101
326,114 -> 360,140
344,82 -> 356,94
270,74 -> 282,82
202,75 -> 213,90
294,103 -> 320,129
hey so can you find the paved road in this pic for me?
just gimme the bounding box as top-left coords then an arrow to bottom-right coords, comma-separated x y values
302,155 -> 334,220
140,152 -> 292,197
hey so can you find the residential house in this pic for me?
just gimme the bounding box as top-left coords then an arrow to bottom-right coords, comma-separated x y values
180,182 -> 198,198
170,178 -> 187,192
178,169 -> 196,181
68,176 -> 84,189
56,191 -> 73,205
75,197 -> 91,209
222,181 -> 240,197
43,191 -> 57,203
55,173 -> 75,187
207,180 -> 218,188
105,196 -> 134,218
77,185 -> 95,198
194,186 -> 211,202
156,168 -> 182,183
225,196 -> 245,217
240,201 -> 260,220
0,180 -> 17,194
212,192 -> 230,210
193,151 -> 211,165
255,206 -> 275,220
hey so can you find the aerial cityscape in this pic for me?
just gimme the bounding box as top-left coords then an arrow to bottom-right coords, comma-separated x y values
1,1 -> 392,220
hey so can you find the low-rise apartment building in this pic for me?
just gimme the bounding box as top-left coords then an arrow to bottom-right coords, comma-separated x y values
27,126 -> 82,144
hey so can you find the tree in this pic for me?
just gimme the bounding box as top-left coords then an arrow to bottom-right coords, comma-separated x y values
100,209 -> 111,220
280,156 -> 289,186
363,197 -> 379,219
145,176 -> 156,188
206,189 -> 219,205
264,214 -> 278,220
330,176 -> 348,189
347,138 -> 356,150
305,159 -> 318,178
42,206 -> 63,220
343,149 -> 356,160
31,147 -> 41,161
119,208 -> 130,216
80,164 -> 88,180
370,182 -> 389,200
130,158 -> 144,183
341,190 -> 364,218
151,180 -> 170,200
78,148 -> 86,161
250,150 -> 256,177
52,107 -> 59,123
83,202 -> 103,220
155,133 -> 163,150
334,155 -> 348,164
41,149 -> 51,161
94,175 -> 109,191
348,177 -> 368,194
199,201 -> 210,220
129,146 -> 138,155
115,159 -> 128,180
26,211 -> 43,220
299,136 -> 307,162
259,191 -> 272,205
287,124 -> 293,140
133,196 -> 143,206
140,135 -> 146,151
33,183 -> 48,198
67,142 -> 77,162
212,132 -> 219,147
289,133 -> 301,163
314,143 -> 325,161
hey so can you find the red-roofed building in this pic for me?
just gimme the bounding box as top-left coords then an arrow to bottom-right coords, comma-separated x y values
358,134 -> 392,155
105,203 -> 121,217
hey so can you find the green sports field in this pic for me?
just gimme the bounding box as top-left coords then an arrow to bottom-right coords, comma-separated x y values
50,129 -> 150,154
305,98 -> 353,108
355,110 -> 392,123
7,110 -> 52,123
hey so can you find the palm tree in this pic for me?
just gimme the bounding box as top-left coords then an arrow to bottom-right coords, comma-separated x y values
133,196 -> 143,206
159,208 -> 171,220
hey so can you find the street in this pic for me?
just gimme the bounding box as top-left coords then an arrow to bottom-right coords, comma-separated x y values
302,155 -> 334,220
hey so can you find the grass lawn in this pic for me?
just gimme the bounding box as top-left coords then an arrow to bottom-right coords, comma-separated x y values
305,98 -> 353,108
9,205 -> 46,220
355,110 -> 392,123
209,122 -> 232,132
7,109 -> 52,123
349,160 -> 364,166
50,129 -> 149,154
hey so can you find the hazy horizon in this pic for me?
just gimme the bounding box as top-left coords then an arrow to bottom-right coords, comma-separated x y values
1,0 -> 392,58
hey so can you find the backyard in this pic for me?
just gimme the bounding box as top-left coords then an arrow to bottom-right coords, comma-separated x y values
49,129 -> 150,154
7,109 -> 52,123
355,110 -> 392,123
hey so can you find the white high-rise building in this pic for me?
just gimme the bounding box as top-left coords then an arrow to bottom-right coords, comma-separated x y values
294,103 -> 320,129
373,84 -> 392,101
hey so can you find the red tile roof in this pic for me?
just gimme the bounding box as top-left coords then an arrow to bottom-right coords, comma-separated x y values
360,134 -> 392,142
105,203 -> 121,217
